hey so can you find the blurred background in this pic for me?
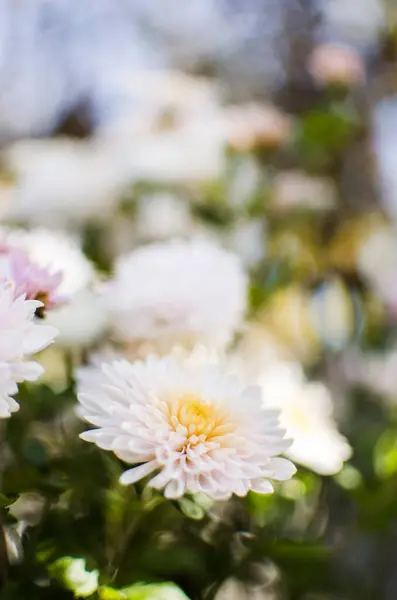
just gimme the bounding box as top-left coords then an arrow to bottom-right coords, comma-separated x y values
4,1 -> 397,599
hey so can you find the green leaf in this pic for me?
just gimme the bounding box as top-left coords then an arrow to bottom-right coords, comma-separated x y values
99,587 -> 128,600
0,493 -> 14,508
374,430 -> 397,479
49,557 -> 99,598
177,498 -> 205,520
294,104 -> 359,169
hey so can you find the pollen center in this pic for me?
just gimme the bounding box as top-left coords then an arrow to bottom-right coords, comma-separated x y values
164,394 -> 236,442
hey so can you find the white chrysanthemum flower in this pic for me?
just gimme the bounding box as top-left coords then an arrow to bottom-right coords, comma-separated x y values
0,227 -> 108,347
0,227 -> 95,297
257,362 -> 352,476
0,281 -> 57,418
77,353 -> 295,500
106,239 -> 248,351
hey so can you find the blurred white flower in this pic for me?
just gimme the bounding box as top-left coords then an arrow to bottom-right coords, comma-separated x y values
98,71 -> 222,137
0,281 -> 57,418
2,138 -> 130,225
0,227 -> 107,348
126,98 -> 291,187
215,578 -> 277,600
0,227 -> 95,297
0,64 -> 225,228
372,97 -> 397,226
98,72 -> 227,186
257,362 -> 352,475
215,563 -> 281,600
271,171 -> 337,213
357,223 -> 397,312
77,352 -> 295,500
308,43 -> 365,86
343,346 -> 397,403
135,193 -> 195,241
0,245 -> 63,313
307,277 -> 355,351
103,75 -> 292,187
106,238 -> 247,351
45,289 -> 108,349
226,219 -> 266,269
225,103 -> 293,152
124,119 -> 226,185
227,156 -> 262,210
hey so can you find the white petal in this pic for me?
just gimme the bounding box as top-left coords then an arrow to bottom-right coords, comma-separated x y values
11,361 -> 43,382
164,478 -> 186,499
250,479 -> 274,494
80,430 -> 116,450
265,457 -> 297,480
119,460 -> 159,486
23,325 -> 57,353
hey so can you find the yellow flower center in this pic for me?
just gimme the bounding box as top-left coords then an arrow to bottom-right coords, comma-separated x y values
163,394 -> 237,442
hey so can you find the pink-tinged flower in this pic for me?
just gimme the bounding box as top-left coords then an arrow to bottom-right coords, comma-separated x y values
0,281 -> 57,418
0,246 -> 63,315
77,353 -> 295,500
225,103 -> 293,152
308,43 -> 365,86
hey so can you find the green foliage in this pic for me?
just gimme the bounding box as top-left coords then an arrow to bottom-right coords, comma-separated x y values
49,557 -> 99,597
117,582 -> 189,600
294,103 -> 360,171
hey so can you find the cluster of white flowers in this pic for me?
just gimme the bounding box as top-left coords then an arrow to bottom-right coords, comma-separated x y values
0,225 -> 101,417
74,239 -> 298,502
0,200 -> 359,512
0,227 -> 81,416
73,231 -> 356,499
0,213 -> 355,502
